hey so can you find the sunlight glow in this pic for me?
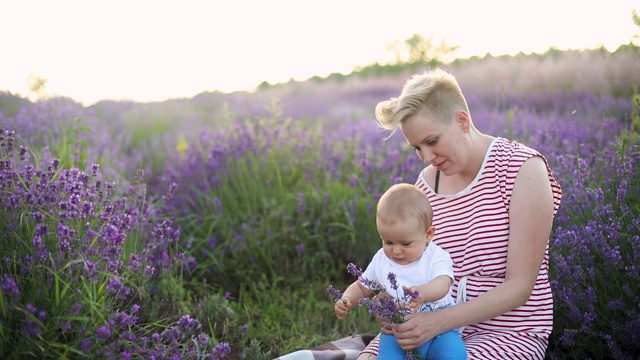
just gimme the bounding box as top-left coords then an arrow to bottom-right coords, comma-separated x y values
1,0 -> 637,105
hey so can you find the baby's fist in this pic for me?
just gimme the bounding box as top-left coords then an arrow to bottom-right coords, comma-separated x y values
334,298 -> 351,320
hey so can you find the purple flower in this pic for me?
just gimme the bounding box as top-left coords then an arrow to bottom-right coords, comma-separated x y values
36,223 -> 48,237
24,320 -> 42,337
70,302 -> 82,314
1,275 -> 20,301
326,285 -> 343,302
120,348 -> 133,360
212,342 -> 231,359
105,276 -> 131,300
26,303 -> 37,314
59,320 -> 72,332
195,333 -> 210,346
387,272 -> 398,291
207,236 -> 217,249
109,311 -> 138,328
80,339 -> 92,354
358,276 -> 385,292
332,263 -> 409,325
145,265 -> 155,278
177,315 -> 201,332
96,324 -> 111,341
346,263 -> 363,277
404,287 -> 420,300
128,253 -> 141,272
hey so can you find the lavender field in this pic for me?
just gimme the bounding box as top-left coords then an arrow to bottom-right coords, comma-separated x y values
1,47 -> 640,359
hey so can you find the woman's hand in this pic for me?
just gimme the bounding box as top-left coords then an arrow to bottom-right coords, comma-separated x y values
391,311 -> 443,350
376,314 -> 394,335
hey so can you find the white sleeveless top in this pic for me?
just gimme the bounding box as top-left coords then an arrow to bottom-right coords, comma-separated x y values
415,137 -> 562,359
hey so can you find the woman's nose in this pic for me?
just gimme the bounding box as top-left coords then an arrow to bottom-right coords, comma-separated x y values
418,148 -> 436,163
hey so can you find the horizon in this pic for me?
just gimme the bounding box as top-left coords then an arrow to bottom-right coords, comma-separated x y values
1,0 -> 638,106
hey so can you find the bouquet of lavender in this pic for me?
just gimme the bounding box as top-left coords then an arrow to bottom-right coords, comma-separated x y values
327,262 -> 420,326
328,263 -> 422,359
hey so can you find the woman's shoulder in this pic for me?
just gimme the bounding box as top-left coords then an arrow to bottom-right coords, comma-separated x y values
490,137 -> 542,167
415,165 -> 436,190
493,137 -> 539,155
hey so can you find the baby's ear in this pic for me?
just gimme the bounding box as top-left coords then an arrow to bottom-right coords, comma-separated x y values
425,225 -> 436,240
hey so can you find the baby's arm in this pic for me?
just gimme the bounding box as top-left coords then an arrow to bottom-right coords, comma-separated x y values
335,281 -> 373,320
404,275 -> 453,312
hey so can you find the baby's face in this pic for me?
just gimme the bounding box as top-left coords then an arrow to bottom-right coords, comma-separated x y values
378,217 -> 431,265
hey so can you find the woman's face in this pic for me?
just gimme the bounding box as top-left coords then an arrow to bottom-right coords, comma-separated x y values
400,111 -> 468,176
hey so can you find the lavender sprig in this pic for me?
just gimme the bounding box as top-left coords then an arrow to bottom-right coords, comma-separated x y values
328,263 -> 416,325
327,285 -> 343,302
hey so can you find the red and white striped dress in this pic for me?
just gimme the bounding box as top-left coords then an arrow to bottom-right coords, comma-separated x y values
361,137 -> 562,359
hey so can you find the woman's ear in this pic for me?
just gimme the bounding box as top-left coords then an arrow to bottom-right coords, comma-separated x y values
456,110 -> 471,133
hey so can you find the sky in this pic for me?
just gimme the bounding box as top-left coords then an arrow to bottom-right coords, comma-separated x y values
1,0 -> 638,106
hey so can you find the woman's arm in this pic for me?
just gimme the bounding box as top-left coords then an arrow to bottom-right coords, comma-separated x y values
390,156 -> 555,349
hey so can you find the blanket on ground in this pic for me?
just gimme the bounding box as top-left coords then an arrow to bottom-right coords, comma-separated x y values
273,334 -> 375,360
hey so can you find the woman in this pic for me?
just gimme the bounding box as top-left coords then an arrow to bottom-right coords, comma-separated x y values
359,68 -> 562,359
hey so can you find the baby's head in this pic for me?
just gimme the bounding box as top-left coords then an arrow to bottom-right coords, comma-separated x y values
377,183 -> 433,229
376,183 -> 435,264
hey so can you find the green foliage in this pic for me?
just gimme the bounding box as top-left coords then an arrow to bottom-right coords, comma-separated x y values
229,278 -> 377,356
241,339 -> 273,360
47,117 -> 90,170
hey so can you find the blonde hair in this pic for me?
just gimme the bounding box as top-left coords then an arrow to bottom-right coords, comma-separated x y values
376,183 -> 433,229
374,68 -> 470,138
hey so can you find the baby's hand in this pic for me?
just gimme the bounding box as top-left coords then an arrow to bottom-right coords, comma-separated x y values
334,298 -> 352,320
403,285 -> 422,313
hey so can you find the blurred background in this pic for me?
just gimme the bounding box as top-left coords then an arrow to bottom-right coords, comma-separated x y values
1,0 -> 638,105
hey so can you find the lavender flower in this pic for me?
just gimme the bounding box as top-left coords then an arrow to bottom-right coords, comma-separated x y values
404,287 -> 420,300
212,342 -> 232,359
326,285 -> 343,302
1,275 -> 20,301
346,263 -> 363,277
328,262 -> 414,326
387,272 -> 398,291
95,324 -> 111,341
80,339 -> 92,354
